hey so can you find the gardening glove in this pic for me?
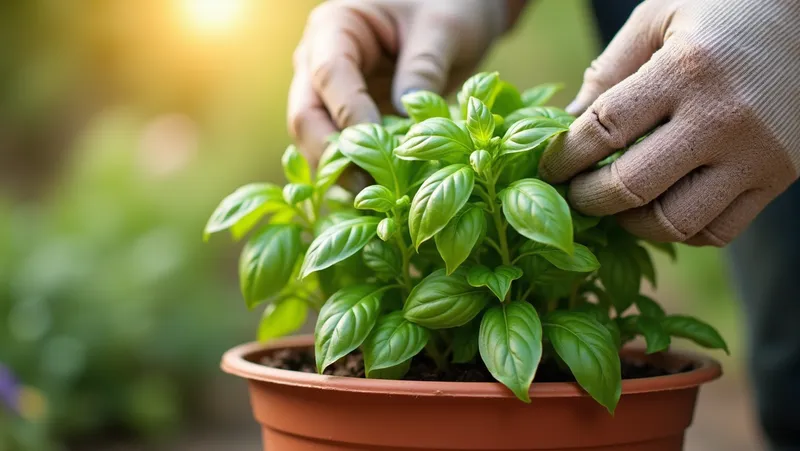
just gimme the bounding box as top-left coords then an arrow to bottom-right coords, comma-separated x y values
287,0 -> 527,166
539,0 -> 800,247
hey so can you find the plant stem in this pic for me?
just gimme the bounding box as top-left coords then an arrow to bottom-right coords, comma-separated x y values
392,210 -> 414,295
485,181 -> 511,266
425,340 -> 448,372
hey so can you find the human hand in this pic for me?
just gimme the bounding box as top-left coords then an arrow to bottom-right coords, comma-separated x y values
539,0 -> 800,246
287,0 -> 524,167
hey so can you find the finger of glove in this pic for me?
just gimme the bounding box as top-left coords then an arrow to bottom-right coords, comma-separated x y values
567,0 -> 672,115
567,119 -> 703,216
539,46 -> 679,184
616,165 -> 750,243
307,6 -> 385,129
288,47 -> 337,167
392,11 -> 459,113
684,189 -> 775,247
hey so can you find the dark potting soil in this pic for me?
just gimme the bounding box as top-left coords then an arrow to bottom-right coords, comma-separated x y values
260,347 -> 693,383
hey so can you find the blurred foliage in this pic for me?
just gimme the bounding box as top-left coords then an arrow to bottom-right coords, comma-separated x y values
0,0 -> 740,449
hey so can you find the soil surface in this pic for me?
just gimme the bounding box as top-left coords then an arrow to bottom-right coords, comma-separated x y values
260,347 -> 693,383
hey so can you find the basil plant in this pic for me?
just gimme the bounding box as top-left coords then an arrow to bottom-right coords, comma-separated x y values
205,72 -> 728,413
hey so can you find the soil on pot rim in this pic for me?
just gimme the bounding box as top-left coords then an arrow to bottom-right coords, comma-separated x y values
260,347 -> 694,383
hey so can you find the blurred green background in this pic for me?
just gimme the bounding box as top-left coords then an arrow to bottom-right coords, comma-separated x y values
0,1 -> 748,450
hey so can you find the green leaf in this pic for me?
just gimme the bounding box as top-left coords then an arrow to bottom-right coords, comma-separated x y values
632,245 -> 656,287
646,240 -> 678,262
315,144 -> 350,191
369,360 -> 411,379
469,149 -> 491,176
451,320 -> 480,363
596,150 -> 624,169
230,203 -> 294,241
407,161 -> 442,191
504,106 -> 574,129
338,123 -> 406,194
501,179 -> 574,254
605,319 -> 623,350
300,217 -> 380,278
354,185 -> 395,212
382,115 -> 414,135
281,145 -> 312,184
458,72 -> 500,116
635,295 -> 665,318
500,117 -> 569,156
363,311 -> 429,376
479,301 -> 543,402
523,242 -> 600,272
661,315 -> 729,354
636,316 -> 671,354
596,247 -> 641,314
362,239 -> 401,279
282,183 -> 314,205
401,91 -> 450,123
239,224 -> 302,308
377,217 -> 397,241
204,183 -> 285,239
435,206 -> 486,274
490,81 -> 524,117
395,118 -> 474,161
466,265 -> 523,301
572,210 -> 602,233
521,83 -> 563,107
466,97 -> 495,148
258,297 -> 308,342
324,185 -> 355,211
543,311 -> 622,413
314,210 -> 361,235
403,268 -> 490,329
409,164 -> 475,249
314,284 -> 387,372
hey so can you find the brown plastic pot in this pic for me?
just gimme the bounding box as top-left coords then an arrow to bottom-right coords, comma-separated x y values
222,335 -> 722,451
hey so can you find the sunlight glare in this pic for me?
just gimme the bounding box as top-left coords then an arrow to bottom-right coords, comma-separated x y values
182,0 -> 246,35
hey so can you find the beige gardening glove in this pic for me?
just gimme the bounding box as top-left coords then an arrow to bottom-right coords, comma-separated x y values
539,0 -> 800,247
287,0 -> 527,166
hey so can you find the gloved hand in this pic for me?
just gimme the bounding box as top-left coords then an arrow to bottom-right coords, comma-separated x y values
288,0 -> 526,166
539,0 -> 800,246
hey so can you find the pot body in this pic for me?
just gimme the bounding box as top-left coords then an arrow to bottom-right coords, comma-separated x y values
222,336 -> 722,451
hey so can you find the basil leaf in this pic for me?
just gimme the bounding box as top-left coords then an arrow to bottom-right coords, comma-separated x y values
314,284 -> 387,372
435,206 -> 486,274
500,178 -> 574,254
490,80 -> 524,117
543,311 -> 622,413
281,145 -> 312,184
258,297 -> 308,342
204,183 -> 285,239
401,91 -> 450,123
632,245 -> 656,287
572,210 -> 602,233
338,123 -> 407,194
597,247 -> 641,314
230,204 -> 294,241
469,149 -> 491,176
466,97 -> 495,148
403,268 -> 490,329
521,83 -> 563,107
354,185 -> 396,213
605,319 -> 623,350
301,217 -> 381,278
479,301 -> 543,402
314,210 -> 361,235
530,242 -> 600,273
451,319 -> 480,363
636,316 -> 671,354
661,315 -> 729,354
466,265 -> 523,301
457,72 -> 500,116
646,240 -> 678,262
635,294 -> 665,318
324,185 -> 355,210
500,117 -> 569,156
382,115 -> 414,135
369,359 -> 411,380
362,239 -> 402,279
315,144 -> 350,192
239,224 -> 302,308
504,106 -> 574,129
409,164 -> 475,249
377,217 -> 397,241
395,118 -> 474,161
363,311 -> 429,376
282,183 -> 314,205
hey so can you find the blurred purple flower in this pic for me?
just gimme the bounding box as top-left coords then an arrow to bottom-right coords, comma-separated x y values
0,363 -> 20,413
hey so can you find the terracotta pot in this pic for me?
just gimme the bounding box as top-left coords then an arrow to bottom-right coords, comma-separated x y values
222,335 -> 722,451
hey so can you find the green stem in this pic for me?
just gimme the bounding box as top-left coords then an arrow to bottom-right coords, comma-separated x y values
392,210 -> 414,295
520,284 -> 535,302
486,181 -> 511,266
425,340 -> 448,372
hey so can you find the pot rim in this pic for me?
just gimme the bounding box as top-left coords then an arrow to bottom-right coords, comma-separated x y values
221,335 -> 722,399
